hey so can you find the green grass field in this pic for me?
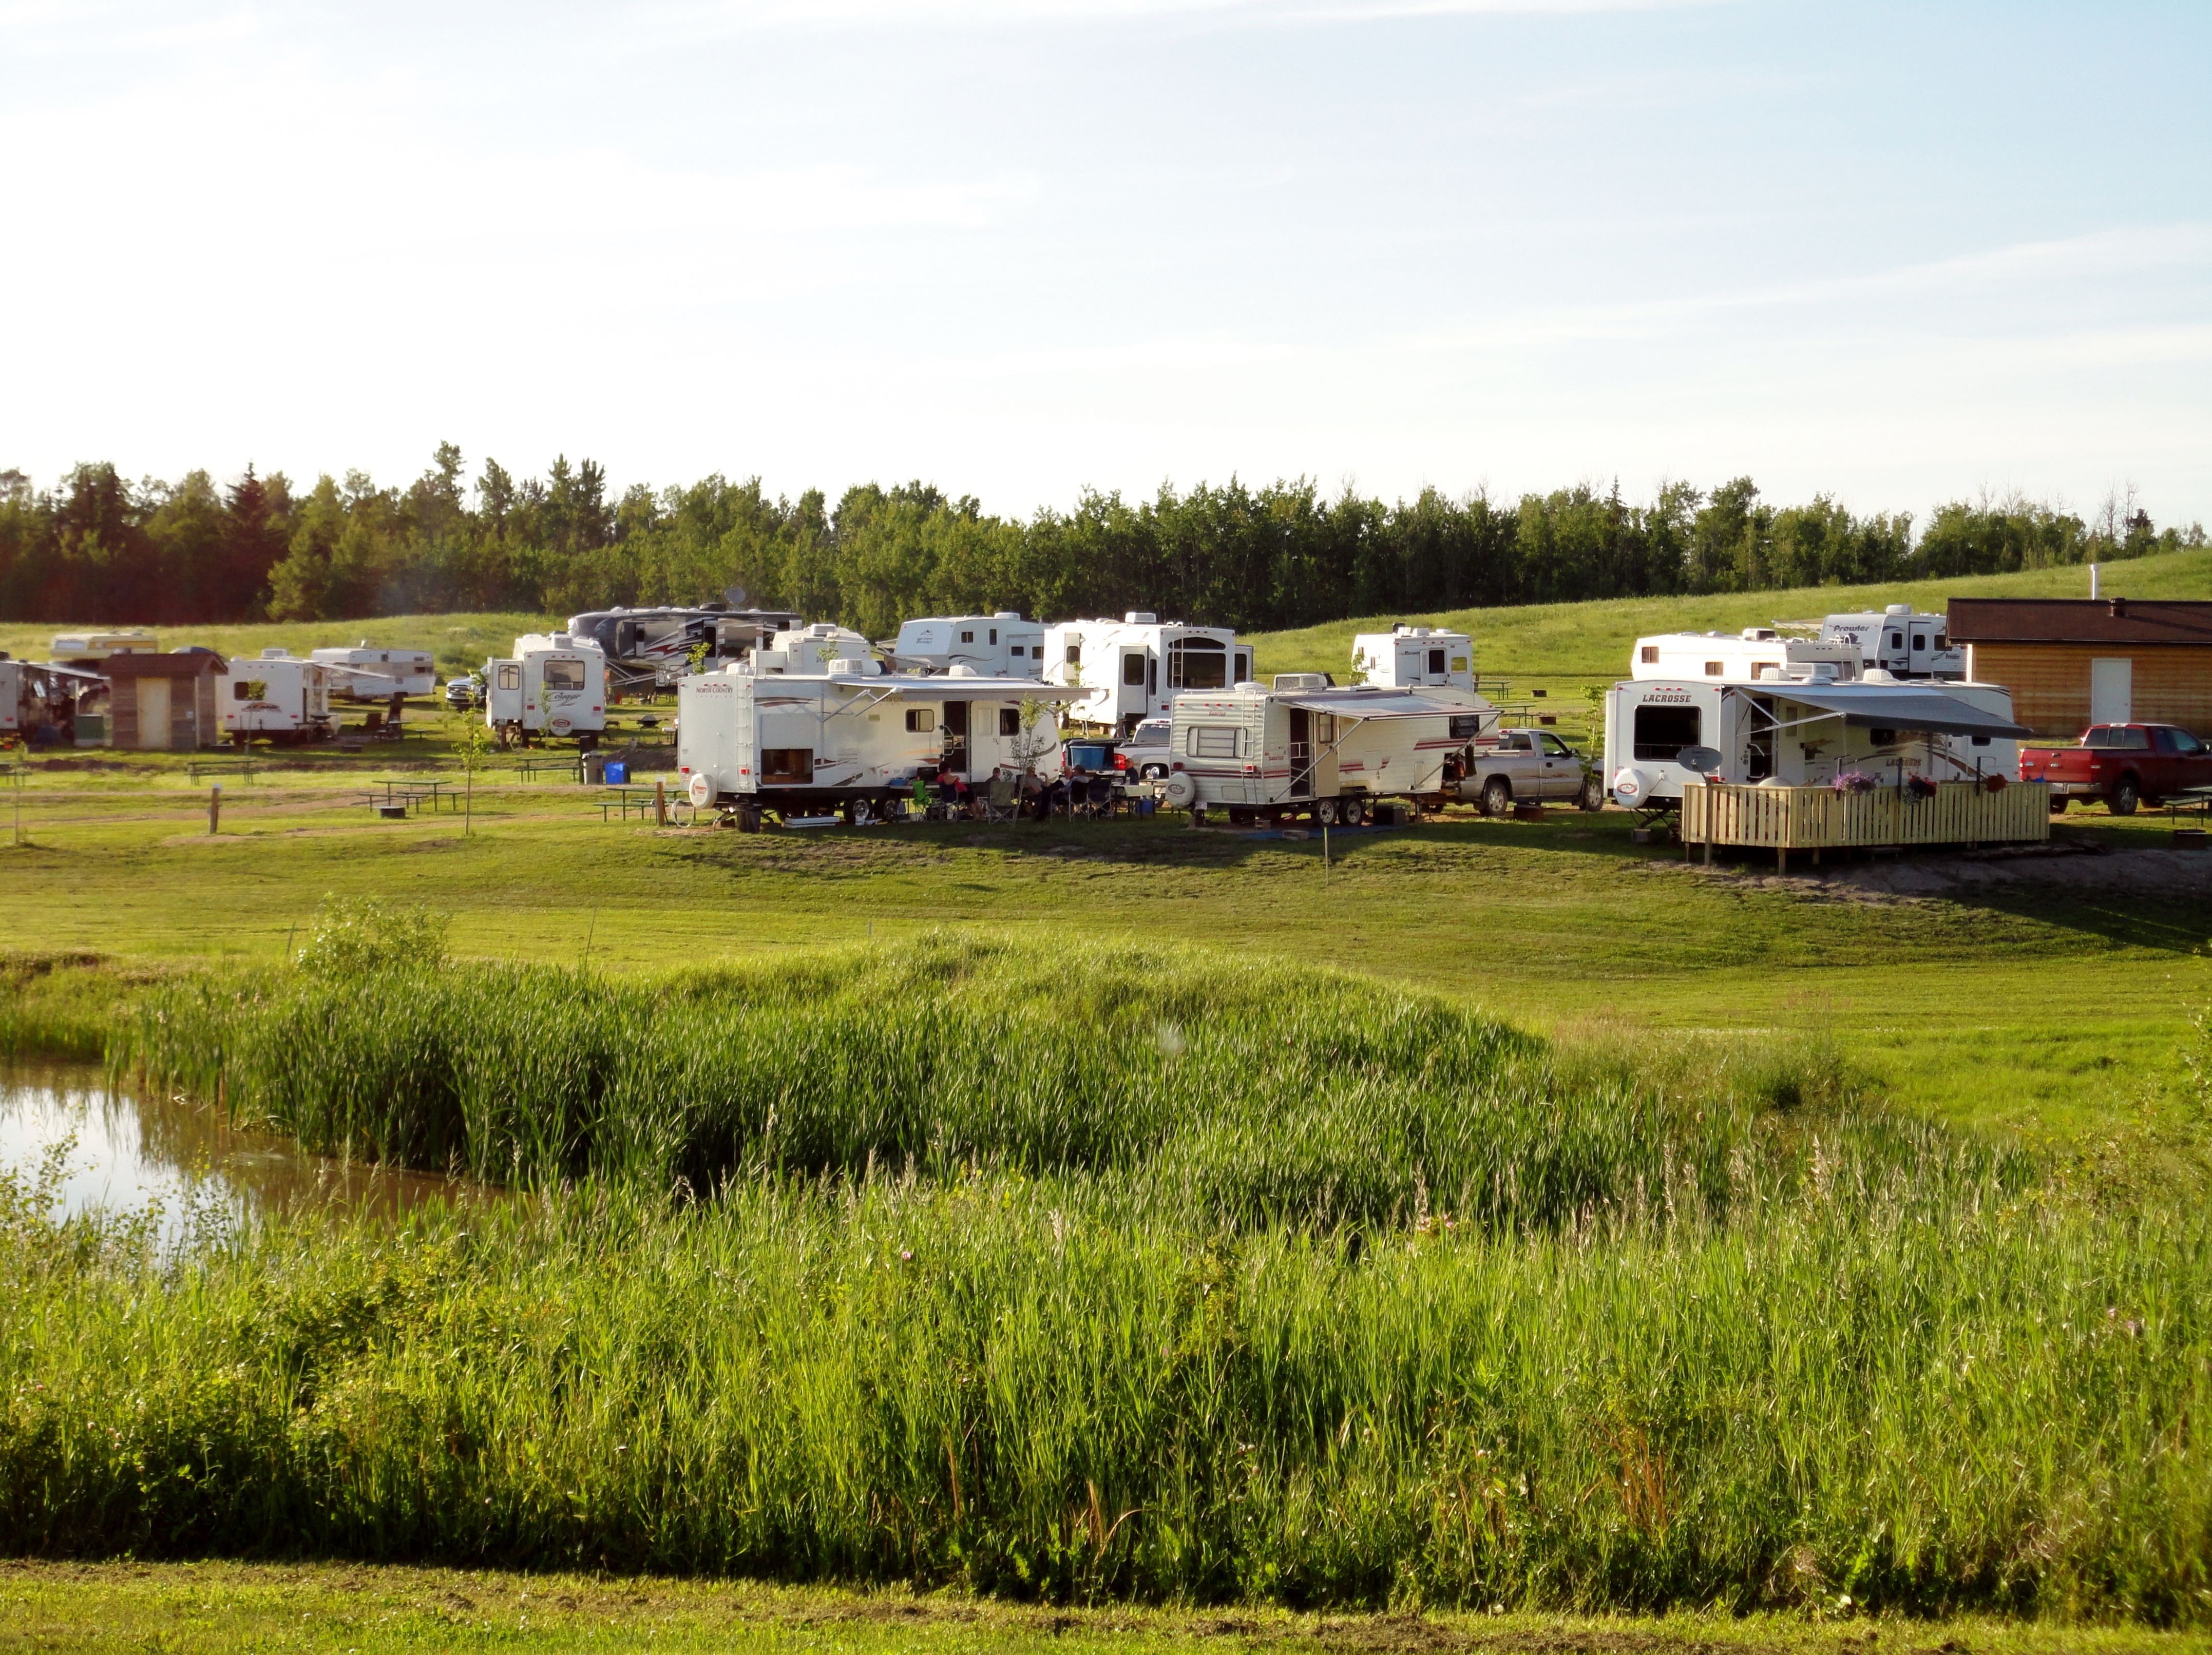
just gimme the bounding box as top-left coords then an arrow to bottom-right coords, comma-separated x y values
1,755 -> 2202,1144
7,1561 -> 2206,1654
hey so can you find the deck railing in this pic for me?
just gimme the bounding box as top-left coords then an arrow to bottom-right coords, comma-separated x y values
1681,778 -> 2050,852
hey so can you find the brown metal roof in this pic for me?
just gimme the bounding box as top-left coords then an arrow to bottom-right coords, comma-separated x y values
100,651 -> 229,678
1946,598 -> 2212,647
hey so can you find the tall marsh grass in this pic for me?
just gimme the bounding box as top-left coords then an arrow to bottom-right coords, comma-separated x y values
0,1161 -> 2203,1618
119,934 -> 1757,1229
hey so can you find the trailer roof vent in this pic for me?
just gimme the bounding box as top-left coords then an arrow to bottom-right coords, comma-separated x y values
829,657 -> 872,676
1272,672 -> 1330,691
947,663 -> 980,677
1124,611 -> 1157,625
262,646 -> 290,659
994,610 -> 1021,621
1742,627 -> 1778,641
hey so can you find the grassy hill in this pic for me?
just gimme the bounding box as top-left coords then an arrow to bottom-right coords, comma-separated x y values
1245,546 -> 2212,683
0,613 -> 546,677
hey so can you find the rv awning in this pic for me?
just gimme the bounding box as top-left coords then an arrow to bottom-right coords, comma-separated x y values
1277,691 -> 1469,720
1762,685 -> 2031,739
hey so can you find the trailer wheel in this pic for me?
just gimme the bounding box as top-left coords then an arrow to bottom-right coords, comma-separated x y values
1315,799 -> 1338,826
1340,797 -> 1366,827
2048,794 -> 2070,814
1579,774 -> 1605,812
2110,776 -> 2140,816
1481,777 -> 1512,818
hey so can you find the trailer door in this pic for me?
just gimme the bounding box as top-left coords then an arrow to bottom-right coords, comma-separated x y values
942,697 -> 969,775
1288,707 -> 1314,798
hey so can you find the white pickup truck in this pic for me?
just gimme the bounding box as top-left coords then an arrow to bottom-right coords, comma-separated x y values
1456,728 -> 1604,815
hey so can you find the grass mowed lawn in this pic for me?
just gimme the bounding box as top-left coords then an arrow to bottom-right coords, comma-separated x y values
6,1562 -> 2206,1655
2,762 -> 2201,1143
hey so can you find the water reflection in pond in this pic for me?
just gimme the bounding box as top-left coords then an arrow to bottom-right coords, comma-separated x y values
1,1064 -> 479,1238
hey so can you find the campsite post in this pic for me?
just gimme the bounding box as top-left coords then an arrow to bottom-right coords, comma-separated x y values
656,778 -> 667,826
208,783 -> 221,835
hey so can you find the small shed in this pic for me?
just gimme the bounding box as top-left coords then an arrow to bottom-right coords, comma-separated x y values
102,651 -> 228,750
1945,598 -> 2212,738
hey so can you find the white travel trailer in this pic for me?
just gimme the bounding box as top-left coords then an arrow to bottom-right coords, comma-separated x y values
308,644 -> 438,700
1817,606 -> 1965,679
678,647 -> 1083,824
1352,626 -> 1475,691
484,632 -> 608,747
1631,628 -> 1863,684
217,648 -> 335,744
566,605 -> 805,689
1160,676 -> 1479,825
1043,613 -> 1250,736
1604,668 -> 2028,810
891,613 -> 1045,677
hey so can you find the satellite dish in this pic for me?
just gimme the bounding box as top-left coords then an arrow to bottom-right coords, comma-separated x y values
1677,746 -> 1723,773
723,586 -> 749,608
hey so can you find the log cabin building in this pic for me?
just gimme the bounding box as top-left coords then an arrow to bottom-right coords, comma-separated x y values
1946,598 -> 2212,738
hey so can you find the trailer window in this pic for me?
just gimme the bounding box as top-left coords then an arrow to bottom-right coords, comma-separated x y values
1188,725 -> 1242,759
1631,705 -> 1701,762
961,630 -> 975,644
1888,631 -> 1903,648
1010,644 -> 1025,658
495,664 -> 521,691
1451,655 -> 1468,673
998,706 -> 1020,736
1704,661 -> 1723,677
1448,715 -> 1481,740
905,708 -> 934,733
1121,653 -> 1146,686
1235,650 -> 1251,683
1064,642 -> 1081,665
1426,648 -> 1445,675
1168,639 -> 1228,691
1639,646 -> 1659,664
761,748 -> 813,783
544,659 -> 585,689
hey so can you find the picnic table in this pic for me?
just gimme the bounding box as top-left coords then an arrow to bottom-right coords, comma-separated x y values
595,783 -> 678,823
508,755 -> 583,784
2164,785 -> 2212,843
364,778 -> 460,815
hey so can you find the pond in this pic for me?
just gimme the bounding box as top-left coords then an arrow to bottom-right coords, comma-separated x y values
0,1064 -> 475,1239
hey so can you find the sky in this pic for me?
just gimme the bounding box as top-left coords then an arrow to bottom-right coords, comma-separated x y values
3,0 -> 2208,529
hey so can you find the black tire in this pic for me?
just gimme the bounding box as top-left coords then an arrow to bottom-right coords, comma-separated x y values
1579,774 -> 1605,812
2049,794 -> 2070,815
1481,777 -> 1512,818
2110,776 -> 2140,817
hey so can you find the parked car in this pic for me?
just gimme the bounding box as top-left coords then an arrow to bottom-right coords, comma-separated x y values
443,676 -> 478,710
2020,723 -> 2212,815
1456,728 -> 1604,816
1118,717 -> 1172,779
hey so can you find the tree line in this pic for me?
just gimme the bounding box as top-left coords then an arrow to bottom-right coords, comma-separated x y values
1,445 -> 2198,638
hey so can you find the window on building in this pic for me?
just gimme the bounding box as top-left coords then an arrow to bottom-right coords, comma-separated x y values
1631,704 -> 1702,762
998,706 -> 1020,737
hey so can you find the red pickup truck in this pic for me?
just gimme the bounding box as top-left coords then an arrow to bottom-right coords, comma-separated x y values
2020,723 -> 2212,814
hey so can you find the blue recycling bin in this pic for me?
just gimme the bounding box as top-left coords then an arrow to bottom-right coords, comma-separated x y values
604,760 -> 628,785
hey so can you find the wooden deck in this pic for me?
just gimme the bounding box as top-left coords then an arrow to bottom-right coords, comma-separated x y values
1681,778 -> 2050,860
